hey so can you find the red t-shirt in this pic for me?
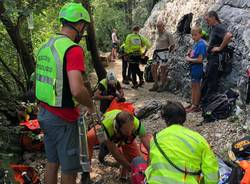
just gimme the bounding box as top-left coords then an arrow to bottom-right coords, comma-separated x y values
40,46 -> 85,122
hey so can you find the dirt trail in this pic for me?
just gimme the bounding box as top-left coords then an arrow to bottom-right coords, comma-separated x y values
89,60 -> 248,183
32,60 -> 248,183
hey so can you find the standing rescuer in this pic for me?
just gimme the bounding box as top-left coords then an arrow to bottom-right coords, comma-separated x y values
124,25 -> 151,89
145,101 -> 219,184
35,3 -> 95,183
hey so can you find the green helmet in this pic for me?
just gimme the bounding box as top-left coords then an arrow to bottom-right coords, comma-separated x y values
59,3 -> 90,23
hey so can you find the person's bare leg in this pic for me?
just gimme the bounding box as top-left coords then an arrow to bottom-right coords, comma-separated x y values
191,83 -> 196,106
149,64 -> 159,91
157,65 -> 168,92
114,48 -> 117,59
160,65 -> 168,86
111,48 -> 115,60
194,83 -> 201,106
61,173 -> 77,184
151,64 -> 159,82
45,162 -> 59,184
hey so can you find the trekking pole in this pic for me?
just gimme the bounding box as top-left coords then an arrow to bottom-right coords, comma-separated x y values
78,107 -> 91,184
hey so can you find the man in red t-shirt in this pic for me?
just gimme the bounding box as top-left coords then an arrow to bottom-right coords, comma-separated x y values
36,3 -> 95,183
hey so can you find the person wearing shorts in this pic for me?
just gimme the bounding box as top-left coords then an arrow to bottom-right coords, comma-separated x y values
111,29 -> 119,62
185,26 -> 207,112
35,3 -> 95,183
149,20 -> 175,92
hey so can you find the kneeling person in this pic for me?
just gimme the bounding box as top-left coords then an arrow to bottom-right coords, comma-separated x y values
95,71 -> 125,114
87,110 -> 149,179
145,101 -> 219,184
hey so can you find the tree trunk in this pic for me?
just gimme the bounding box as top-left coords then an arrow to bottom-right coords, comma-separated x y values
80,0 -> 106,81
0,1 -> 35,78
0,56 -> 25,92
125,0 -> 133,29
0,75 -> 11,92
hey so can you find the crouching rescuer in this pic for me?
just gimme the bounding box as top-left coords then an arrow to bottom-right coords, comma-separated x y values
94,71 -> 125,114
87,110 -> 150,180
145,101 -> 219,184
35,3 -> 95,183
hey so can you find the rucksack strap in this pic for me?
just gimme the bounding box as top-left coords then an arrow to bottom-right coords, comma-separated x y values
153,132 -> 201,176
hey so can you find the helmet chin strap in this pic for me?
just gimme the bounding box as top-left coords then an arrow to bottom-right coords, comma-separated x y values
66,22 -> 84,43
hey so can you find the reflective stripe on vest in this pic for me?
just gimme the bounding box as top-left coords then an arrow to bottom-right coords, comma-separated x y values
150,176 -> 187,184
36,35 -> 76,107
145,125 -> 219,184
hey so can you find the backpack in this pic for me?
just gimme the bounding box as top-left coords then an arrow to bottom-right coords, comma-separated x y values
144,60 -> 154,82
176,13 -> 193,34
227,165 -> 244,184
201,90 -> 238,122
232,136 -> 250,159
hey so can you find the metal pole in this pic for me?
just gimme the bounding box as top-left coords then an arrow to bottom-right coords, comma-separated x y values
78,108 -> 91,184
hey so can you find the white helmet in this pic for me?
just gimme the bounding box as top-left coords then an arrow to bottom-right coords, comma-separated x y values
106,71 -> 117,84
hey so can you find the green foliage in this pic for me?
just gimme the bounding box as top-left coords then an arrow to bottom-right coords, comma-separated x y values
92,0 -> 130,51
92,0 -> 153,52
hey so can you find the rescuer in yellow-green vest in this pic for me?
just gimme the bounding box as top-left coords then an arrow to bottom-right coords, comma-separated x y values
94,71 -> 125,114
35,3 -> 95,183
124,26 -> 151,89
145,101 -> 219,184
87,110 -> 150,180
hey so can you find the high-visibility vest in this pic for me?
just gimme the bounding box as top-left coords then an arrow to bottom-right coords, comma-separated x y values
145,125 -> 219,184
35,35 -> 77,107
102,110 -> 140,140
99,79 -> 119,92
124,33 -> 151,54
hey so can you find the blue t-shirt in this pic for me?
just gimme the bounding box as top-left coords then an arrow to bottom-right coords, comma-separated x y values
190,39 -> 207,72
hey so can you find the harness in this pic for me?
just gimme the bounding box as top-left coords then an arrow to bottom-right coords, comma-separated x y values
153,132 -> 202,176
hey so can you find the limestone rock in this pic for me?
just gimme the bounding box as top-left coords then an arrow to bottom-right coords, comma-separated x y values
141,0 -> 250,100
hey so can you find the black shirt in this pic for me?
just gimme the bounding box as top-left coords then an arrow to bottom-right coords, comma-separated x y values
208,24 -> 227,52
98,82 -> 122,113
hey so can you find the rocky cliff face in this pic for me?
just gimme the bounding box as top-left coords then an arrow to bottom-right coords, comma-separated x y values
141,0 -> 250,103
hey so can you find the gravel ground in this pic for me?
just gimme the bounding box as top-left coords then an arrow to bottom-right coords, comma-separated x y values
29,60 -> 249,183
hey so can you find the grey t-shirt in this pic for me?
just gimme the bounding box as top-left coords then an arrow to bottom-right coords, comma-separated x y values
208,24 -> 227,52
155,31 -> 175,50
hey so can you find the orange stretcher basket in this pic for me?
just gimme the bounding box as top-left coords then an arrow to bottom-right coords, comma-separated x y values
9,164 -> 40,184
106,99 -> 135,114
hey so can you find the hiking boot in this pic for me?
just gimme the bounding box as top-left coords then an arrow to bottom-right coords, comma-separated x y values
157,85 -> 165,93
122,79 -> 129,85
132,84 -> 138,89
149,83 -> 158,91
98,143 -> 110,163
138,80 -> 145,87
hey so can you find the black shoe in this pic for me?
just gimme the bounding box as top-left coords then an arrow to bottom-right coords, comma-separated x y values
98,143 -> 110,163
132,84 -> 138,89
122,79 -> 129,85
138,80 -> 145,87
